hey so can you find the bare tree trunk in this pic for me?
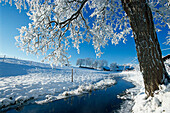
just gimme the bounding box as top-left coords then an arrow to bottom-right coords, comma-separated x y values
121,0 -> 169,97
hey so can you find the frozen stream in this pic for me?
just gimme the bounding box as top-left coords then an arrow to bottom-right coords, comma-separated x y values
6,77 -> 134,113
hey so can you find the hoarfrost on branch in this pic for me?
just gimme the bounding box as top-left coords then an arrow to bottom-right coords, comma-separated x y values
1,0 -> 169,65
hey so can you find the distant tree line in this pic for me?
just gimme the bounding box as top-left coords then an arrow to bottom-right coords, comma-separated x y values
76,58 -> 135,72
110,62 -> 117,71
76,58 -> 108,69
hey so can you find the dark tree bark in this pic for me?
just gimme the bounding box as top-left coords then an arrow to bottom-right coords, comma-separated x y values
121,0 -> 169,96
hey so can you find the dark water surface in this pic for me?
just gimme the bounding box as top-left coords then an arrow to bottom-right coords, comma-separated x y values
7,77 -> 134,113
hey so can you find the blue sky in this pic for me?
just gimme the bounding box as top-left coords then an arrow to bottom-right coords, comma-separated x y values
0,3 -> 169,66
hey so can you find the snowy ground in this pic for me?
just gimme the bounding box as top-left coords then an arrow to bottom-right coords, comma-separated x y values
1,57 -> 170,113
0,57 -> 116,111
118,59 -> 170,113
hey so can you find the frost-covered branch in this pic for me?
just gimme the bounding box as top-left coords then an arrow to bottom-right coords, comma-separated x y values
148,0 -> 170,43
59,0 -> 87,28
1,0 -> 169,65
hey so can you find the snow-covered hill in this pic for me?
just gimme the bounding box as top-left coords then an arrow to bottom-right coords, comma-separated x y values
0,57 -> 116,111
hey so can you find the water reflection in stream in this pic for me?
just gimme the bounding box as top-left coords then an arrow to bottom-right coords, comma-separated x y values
7,77 -> 134,113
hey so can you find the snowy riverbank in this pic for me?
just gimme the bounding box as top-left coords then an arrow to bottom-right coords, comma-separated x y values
0,58 -> 116,111
118,59 -> 170,113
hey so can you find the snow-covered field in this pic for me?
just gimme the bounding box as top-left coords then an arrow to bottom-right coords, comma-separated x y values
0,57 -> 116,111
1,57 -> 170,113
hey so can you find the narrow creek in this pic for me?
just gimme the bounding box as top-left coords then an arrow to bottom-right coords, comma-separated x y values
7,77 -> 135,113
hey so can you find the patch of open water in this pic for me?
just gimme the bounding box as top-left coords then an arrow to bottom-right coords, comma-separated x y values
6,77 -> 134,113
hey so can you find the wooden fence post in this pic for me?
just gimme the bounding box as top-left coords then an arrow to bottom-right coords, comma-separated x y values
3,55 -> 6,62
72,69 -> 73,82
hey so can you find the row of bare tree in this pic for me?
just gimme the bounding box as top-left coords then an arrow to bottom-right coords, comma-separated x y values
76,58 -> 108,69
